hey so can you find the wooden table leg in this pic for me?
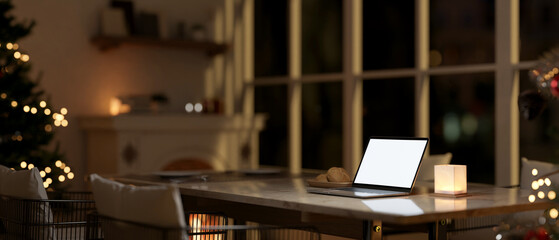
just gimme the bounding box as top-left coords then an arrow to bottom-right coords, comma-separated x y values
429,219 -> 449,240
364,220 -> 382,240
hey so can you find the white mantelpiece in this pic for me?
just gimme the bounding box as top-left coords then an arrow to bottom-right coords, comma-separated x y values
79,114 -> 266,175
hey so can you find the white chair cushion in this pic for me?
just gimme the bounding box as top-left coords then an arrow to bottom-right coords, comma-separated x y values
89,174 -> 186,228
520,157 -> 559,190
417,152 -> 453,181
0,166 -> 48,200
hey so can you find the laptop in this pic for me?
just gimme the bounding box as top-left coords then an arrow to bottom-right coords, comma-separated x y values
307,136 -> 429,198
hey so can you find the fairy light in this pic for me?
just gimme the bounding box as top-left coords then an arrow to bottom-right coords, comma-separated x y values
6,42 -> 13,50
44,108 -> 51,115
44,124 -> 52,132
532,168 -> 539,176
12,43 -> 18,50
10,101 -> 17,107
45,167 -> 51,173
43,182 -> 49,188
39,101 -> 46,108
13,51 -> 20,59
55,160 -> 62,168
550,208 -> 559,219
63,166 -> 70,173
20,161 -> 27,169
23,105 -> 30,112
545,178 -> 551,186
0,93 -> 6,99
538,179 -> 545,186
58,175 -> 65,182
61,119 -> 68,127
60,107 -> 68,115
55,114 -> 64,121
27,163 -> 34,169
538,191 -> 546,199
67,172 -> 74,179
532,181 -> 539,190
30,107 -> 37,114
60,163 -> 66,169
549,191 -> 557,200
21,54 -> 29,62
46,178 -> 52,184
40,171 -> 46,178
52,113 -> 58,120
529,194 -> 536,203
54,120 -> 61,127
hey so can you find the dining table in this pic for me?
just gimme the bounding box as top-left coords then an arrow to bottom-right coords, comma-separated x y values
112,170 -> 556,240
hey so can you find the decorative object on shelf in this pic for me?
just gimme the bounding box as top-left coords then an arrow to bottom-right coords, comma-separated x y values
110,93 -> 169,115
135,11 -> 160,38
434,164 -> 467,196
0,0 -> 73,189
110,0 -> 135,35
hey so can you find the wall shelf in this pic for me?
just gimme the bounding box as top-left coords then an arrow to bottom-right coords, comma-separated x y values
91,35 -> 228,56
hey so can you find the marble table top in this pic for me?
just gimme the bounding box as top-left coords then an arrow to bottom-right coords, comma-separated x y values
115,174 -> 556,225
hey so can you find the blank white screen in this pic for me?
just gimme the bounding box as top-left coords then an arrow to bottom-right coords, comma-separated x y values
354,138 -> 427,188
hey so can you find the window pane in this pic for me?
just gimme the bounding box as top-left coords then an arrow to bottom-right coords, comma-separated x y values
519,70 -> 559,162
520,0 -> 559,61
255,0 -> 288,77
430,0 -> 494,66
302,82 -> 342,169
430,74 -> 495,184
362,78 -> 415,147
255,85 -> 288,167
363,0 -> 415,70
302,0 -> 343,74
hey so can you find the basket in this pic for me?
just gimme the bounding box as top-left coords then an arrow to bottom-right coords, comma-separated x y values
87,212 -> 321,240
0,191 -> 96,240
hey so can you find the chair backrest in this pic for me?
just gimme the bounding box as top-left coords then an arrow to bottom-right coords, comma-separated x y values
416,152 -> 453,181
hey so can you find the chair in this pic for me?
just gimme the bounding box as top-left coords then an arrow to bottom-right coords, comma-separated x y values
416,152 -> 453,181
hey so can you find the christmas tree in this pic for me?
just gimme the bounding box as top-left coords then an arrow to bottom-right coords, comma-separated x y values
0,0 -> 73,189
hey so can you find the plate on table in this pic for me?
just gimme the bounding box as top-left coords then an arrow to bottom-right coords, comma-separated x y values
238,169 -> 282,175
152,171 -> 202,178
306,179 -> 352,188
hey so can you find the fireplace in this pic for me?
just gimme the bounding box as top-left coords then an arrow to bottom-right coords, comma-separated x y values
79,114 -> 266,175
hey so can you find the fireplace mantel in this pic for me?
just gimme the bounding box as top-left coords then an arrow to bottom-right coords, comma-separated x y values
79,114 -> 266,175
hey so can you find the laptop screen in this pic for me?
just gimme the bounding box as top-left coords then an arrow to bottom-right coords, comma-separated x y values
353,137 -> 429,189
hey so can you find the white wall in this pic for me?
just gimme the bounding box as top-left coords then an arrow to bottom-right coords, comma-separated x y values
11,0 -> 220,189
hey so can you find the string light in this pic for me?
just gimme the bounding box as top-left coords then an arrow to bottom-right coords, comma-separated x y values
63,166 -> 70,173
43,182 -> 49,188
550,208 -> 559,219
44,108 -> 51,115
549,191 -> 556,200
39,101 -> 46,108
52,113 -> 58,120
532,181 -> 539,190
40,171 -> 46,178
545,178 -> 551,186
60,107 -> 68,115
12,43 -> 18,50
532,168 -> 539,176
54,120 -> 61,127
45,167 -> 51,173
67,172 -> 74,179
6,42 -> 13,50
538,191 -> 546,199
23,105 -> 30,112
538,179 -> 545,186
55,113 -> 64,121
0,93 -> 6,99
58,175 -> 65,182
10,101 -> 17,107
529,194 -> 536,203
46,178 -> 52,184
61,119 -> 68,127
44,124 -> 52,132
27,163 -> 34,169
30,107 -> 37,114
55,160 -> 62,168
13,51 -> 20,59
20,161 -> 27,169
21,54 -> 29,62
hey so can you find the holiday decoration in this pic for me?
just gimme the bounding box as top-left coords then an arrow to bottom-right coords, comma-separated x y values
0,0 -> 73,189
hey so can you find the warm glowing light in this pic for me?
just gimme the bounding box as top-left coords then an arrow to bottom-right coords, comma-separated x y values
44,124 -> 52,132
538,191 -> 545,199
40,171 -> 46,178
16,135 -> 22,141
185,103 -> 194,113
44,109 -> 51,115
549,191 -> 557,200
55,160 -> 62,168
60,163 -> 66,169
64,166 -> 70,173
13,51 -> 21,59
67,172 -> 74,179
434,165 -> 467,195
46,178 -> 52,184
61,119 -> 68,127
529,194 -> 536,203
58,175 -> 65,182
21,54 -> 29,62
496,233 -> 503,240
27,163 -> 34,169
0,93 -> 6,99
23,105 -> 30,112
52,113 -> 59,120
6,42 -> 13,50
20,161 -> 27,169
545,178 -> 552,186
30,107 -> 37,114
55,114 -> 64,121
551,208 -> 559,219
109,97 -> 130,115
194,103 -> 203,113
45,167 -> 51,173
43,182 -> 49,188
39,101 -> 46,108
10,101 -> 17,107
60,108 -> 68,115
54,120 -> 61,127
538,179 -> 545,186
532,168 -> 539,176
532,181 -> 540,190
12,43 -> 18,50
